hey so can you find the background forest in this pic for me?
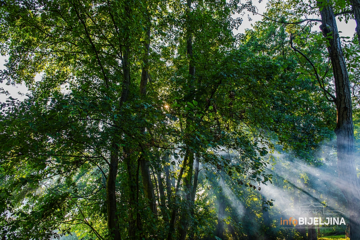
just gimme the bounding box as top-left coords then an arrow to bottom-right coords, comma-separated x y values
0,0 -> 360,239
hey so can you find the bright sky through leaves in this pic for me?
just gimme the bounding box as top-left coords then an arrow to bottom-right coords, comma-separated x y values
0,1 -> 357,103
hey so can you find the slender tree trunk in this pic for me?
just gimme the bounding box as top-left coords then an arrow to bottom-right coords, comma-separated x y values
157,166 -> 168,221
139,6 -> 158,217
243,207 -> 257,240
106,142 -> 121,240
120,45 -> 130,107
106,1 -> 132,235
318,1 -> 360,239
167,205 -> 178,240
164,153 -> 172,204
191,156 -> 200,203
121,17 -> 137,237
136,157 -> 143,237
228,224 -> 239,240
262,195 -> 275,240
124,151 -> 137,239
350,0 -> 360,45
308,212 -> 317,240
215,180 -> 226,240
167,149 -> 190,240
153,168 -> 160,205
179,152 -> 194,240
294,194 -> 306,240
140,156 -> 157,215
178,0 -> 196,238
308,227 -> 317,240
188,157 -> 200,240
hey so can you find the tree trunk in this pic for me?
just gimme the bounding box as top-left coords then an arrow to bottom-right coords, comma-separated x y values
188,157 -> 200,240
121,13 -> 137,236
179,152 -> 194,240
294,194 -> 306,240
176,0 -> 196,238
157,167 -> 168,221
167,149 -> 190,240
164,153 -> 172,204
191,156 -> 200,203
106,142 -> 121,240
350,0 -> 360,45
308,212 -> 317,240
243,207 -> 258,240
106,0 -> 132,235
318,1 -> 360,239
262,195 -> 275,240
228,224 -> 239,240
140,157 -> 157,215
119,45 -> 130,108
308,226 -> 317,240
139,6 -> 158,218
124,151 -> 137,239
215,181 -> 226,240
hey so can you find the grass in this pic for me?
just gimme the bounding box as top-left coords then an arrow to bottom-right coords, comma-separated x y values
319,235 -> 349,240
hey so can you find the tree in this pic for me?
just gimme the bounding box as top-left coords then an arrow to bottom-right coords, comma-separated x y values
349,0 -> 360,44
0,0 -> 343,239
317,1 -> 360,238
253,0 -> 360,237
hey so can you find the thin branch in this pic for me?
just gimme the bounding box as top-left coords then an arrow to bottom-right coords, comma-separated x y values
335,10 -> 354,17
290,34 -> 336,102
78,0 -> 121,59
79,154 -> 108,180
76,203 -> 105,240
106,0 -> 123,61
71,1 -> 110,88
320,59 -> 332,86
67,136 -> 110,165
255,12 -> 321,24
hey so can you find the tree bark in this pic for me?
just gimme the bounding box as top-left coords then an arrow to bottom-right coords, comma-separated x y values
157,166 -> 168,221
308,212 -> 317,240
215,180 -> 226,240
188,157 -> 200,240
243,206 -> 258,240
106,142 -> 121,240
175,0 -> 195,240
228,224 -> 239,240
121,8 -> 137,235
167,149 -> 190,240
350,0 -> 360,45
262,195 -> 275,240
164,153 -> 173,204
123,150 -> 137,239
294,194 -> 306,240
318,1 -> 360,239
178,0 -> 196,238
308,226 -> 317,240
139,6 -> 158,217
191,156 -> 200,204
106,1 -> 132,235
140,157 -> 157,215
179,152 -> 194,240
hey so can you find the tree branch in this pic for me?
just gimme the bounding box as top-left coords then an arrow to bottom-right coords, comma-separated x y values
290,34 -> 336,102
76,203 -> 105,240
71,1 -> 110,89
335,10 -> 354,16
255,12 -> 322,24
